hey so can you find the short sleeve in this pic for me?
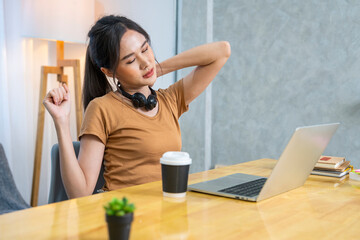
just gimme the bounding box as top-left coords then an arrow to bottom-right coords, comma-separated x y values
79,100 -> 108,145
158,79 -> 189,118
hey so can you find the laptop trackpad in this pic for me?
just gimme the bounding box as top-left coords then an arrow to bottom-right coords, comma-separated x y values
189,173 -> 264,192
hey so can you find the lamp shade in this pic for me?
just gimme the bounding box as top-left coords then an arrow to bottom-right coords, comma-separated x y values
21,0 -> 94,44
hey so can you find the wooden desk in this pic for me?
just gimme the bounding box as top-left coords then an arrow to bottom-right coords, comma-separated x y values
1,159 -> 360,239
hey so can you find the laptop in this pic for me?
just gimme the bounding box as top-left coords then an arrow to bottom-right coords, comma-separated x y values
188,123 -> 340,202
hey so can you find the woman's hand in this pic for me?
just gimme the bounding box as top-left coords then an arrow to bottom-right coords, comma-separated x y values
43,83 -> 71,125
155,63 -> 164,78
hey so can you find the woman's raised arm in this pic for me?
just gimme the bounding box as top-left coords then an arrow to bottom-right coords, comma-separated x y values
157,41 -> 231,105
43,84 -> 104,198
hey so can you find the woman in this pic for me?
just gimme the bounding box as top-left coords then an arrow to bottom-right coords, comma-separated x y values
44,15 -> 230,198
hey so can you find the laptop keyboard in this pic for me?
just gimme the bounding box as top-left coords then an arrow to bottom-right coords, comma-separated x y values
219,178 -> 267,197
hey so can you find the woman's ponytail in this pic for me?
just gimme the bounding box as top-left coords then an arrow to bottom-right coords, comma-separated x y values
83,47 -> 109,110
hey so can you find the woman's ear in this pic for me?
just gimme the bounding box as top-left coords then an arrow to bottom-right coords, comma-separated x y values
100,67 -> 113,78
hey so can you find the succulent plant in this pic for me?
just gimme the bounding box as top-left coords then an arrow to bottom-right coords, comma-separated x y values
104,197 -> 135,217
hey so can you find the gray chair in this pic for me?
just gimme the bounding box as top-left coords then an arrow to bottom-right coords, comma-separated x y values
48,141 -> 105,203
0,143 -> 30,214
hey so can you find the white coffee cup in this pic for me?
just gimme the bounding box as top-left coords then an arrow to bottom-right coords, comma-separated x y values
160,151 -> 192,198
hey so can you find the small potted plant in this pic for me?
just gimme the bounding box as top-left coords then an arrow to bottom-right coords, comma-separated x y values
104,197 -> 135,240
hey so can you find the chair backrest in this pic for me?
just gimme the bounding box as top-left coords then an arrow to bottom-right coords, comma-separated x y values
48,141 -> 105,203
0,143 -> 30,214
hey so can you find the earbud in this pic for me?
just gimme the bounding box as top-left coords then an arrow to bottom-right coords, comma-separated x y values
117,83 -> 157,110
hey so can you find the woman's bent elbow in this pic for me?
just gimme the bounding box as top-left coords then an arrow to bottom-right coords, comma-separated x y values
220,41 -> 231,58
218,41 -> 231,58
67,188 -> 93,199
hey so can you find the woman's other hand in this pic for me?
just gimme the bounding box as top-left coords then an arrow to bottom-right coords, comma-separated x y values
43,83 -> 71,124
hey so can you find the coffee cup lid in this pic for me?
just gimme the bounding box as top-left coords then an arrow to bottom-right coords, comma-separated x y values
160,151 -> 192,166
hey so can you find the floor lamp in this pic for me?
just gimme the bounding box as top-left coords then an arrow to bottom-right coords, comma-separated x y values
30,41 -> 83,207
21,0 -> 95,207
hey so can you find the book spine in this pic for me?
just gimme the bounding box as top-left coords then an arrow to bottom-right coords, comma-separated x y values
314,163 -> 338,169
311,170 -> 348,178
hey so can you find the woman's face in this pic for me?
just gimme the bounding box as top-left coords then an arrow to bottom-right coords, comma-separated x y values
115,30 -> 156,93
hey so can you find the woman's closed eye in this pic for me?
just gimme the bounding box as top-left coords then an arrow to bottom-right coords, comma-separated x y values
126,45 -> 149,64
142,46 -> 148,53
127,59 -> 136,64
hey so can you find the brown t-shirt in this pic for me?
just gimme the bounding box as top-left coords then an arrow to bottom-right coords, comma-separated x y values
79,79 -> 189,191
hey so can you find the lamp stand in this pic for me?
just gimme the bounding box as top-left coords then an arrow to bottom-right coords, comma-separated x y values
30,40 -> 82,207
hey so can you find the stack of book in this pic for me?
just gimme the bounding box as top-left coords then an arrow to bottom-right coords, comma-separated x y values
311,156 -> 351,178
